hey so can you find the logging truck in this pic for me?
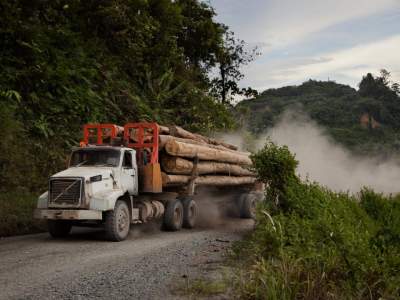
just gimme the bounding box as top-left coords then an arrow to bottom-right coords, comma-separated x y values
34,123 -> 263,241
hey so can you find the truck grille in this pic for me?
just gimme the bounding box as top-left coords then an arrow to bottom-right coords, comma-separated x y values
49,178 -> 83,206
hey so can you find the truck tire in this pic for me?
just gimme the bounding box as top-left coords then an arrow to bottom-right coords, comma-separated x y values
47,220 -> 72,238
104,200 -> 130,241
163,199 -> 184,231
240,193 -> 257,219
182,198 -> 197,229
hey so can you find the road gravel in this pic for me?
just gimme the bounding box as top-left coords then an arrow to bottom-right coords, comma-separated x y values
0,219 -> 253,300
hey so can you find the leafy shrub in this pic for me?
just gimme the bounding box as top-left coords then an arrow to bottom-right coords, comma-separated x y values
234,142 -> 400,299
251,141 -> 298,212
0,192 -> 45,237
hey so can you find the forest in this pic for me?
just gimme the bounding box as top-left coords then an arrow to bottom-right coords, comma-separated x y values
0,0 -> 258,235
238,70 -> 400,156
0,0 -> 260,196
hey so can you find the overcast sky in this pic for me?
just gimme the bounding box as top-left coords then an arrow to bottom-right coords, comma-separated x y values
208,0 -> 400,92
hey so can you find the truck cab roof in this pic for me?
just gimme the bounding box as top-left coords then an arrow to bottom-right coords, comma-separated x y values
71,146 -> 134,152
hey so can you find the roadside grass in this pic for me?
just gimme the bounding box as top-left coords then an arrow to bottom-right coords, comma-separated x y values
231,142 -> 400,299
0,192 -> 45,237
185,278 -> 227,297
174,276 -> 228,299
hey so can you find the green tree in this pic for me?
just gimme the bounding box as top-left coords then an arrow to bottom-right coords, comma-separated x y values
212,31 -> 259,104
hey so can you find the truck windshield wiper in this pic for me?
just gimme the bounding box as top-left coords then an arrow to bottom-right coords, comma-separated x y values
95,163 -> 116,167
75,160 -> 88,167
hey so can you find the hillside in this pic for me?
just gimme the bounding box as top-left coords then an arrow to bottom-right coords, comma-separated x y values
237,71 -> 400,156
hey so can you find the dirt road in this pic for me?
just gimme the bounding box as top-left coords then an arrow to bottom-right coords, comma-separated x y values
0,219 -> 253,300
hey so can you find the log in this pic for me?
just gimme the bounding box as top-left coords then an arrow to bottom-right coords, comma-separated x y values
159,135 -> 250,155
159,134 -> 206,149
159,125 -> 170,134
165,140 -> 252,165
194,134 -> 238,151
168,125 -> 238,151
161,156 -> 254,176
161,173 -> 256,187
168,125 -> 199,140
196,175 -> 256,186
161,173 -> 190,185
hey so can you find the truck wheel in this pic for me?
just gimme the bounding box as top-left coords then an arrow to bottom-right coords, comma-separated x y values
105,200 -> 130,241
47,220 -> 72,238
163,199 -> 183,231
182,198 -> 197,229
240,194 -> 257,219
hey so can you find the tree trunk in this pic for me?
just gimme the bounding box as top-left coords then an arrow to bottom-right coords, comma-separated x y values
159,135 -> 206,149
161,156 -> 254,176
158,125 -> 170,134
220,65 -> 226,104
196,175 -> 256,186
159,135 -> 244,153
162,173 -> 256,187
165,140 -> 252,165
167,125 -> 237,150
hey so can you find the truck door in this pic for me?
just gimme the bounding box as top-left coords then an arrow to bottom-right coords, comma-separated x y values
121,150 -> 138,195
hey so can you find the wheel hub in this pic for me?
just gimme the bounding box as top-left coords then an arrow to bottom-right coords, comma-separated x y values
118,210 -> 128,232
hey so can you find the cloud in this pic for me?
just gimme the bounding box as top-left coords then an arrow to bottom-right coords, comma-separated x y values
286,35 -> 400,84
211,0 -> 399,48
240,34 -> 400,90
209,0 -> 400,90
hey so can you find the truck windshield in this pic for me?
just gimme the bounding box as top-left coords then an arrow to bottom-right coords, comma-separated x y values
70,149 -> 121,167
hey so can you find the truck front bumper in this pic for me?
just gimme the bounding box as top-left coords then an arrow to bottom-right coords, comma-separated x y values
34,209 -> 102,220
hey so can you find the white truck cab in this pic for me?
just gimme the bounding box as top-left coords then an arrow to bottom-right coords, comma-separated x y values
35,146 -> 141,241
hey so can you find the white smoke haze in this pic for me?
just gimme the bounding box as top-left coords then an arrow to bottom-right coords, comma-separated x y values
214,131 -> 250,152
258,111 -> 400,195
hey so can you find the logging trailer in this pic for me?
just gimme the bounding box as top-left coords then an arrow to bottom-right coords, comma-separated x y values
34,123 -> 263,241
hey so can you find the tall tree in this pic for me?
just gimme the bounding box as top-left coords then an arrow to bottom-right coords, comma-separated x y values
358,69 -> 398,100
211,30 -> 259,104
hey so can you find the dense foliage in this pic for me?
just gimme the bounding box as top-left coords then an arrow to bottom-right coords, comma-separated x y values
237,70 -> 400,156
234,142 -> 400,299
0,0 -> 256,195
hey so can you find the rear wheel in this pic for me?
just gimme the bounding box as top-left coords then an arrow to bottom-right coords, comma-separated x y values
182,198 -> 197,229
105,200 -> 130,241
47,220 -> 72,238
163,199 -> 184,231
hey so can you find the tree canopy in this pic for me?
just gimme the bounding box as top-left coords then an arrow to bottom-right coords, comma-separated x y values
0,0 -> 255,193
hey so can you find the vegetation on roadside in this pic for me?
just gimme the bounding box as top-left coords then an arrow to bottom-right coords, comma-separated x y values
0,193 -> 45,237
176,278 -> 227,298
237,70 -> 400,156
232,142 -> 400,299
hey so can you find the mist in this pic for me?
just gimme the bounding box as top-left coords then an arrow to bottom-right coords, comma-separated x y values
259,111 -> 400,195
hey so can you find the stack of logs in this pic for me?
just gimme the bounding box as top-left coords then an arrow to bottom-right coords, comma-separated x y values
158,125 -> 256,187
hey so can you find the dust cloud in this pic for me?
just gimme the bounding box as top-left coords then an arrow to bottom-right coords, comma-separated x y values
260,111 -> 400,195
195,188 -> 242,228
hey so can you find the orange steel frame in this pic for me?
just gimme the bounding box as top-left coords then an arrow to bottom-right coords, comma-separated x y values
80,124 -> 120,146
80,122 -> 160,166
123,122 -> 159,164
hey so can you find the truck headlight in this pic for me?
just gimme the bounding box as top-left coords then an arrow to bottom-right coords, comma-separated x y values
90,175 -> 102,182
